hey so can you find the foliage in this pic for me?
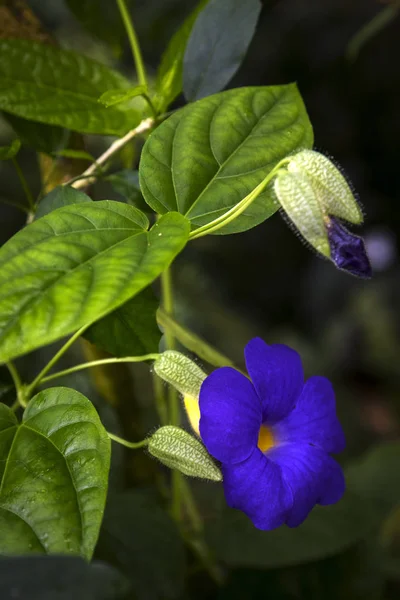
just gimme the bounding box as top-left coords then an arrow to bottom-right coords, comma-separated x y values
0,1 -> 397,599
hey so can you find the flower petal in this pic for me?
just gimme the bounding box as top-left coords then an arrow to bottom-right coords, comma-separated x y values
245,338 -> 304,424
327,217 -> 372,278
268,442 -> 345,527
274,376 -> 346,454
199,367 -> 261,464
222,447 -> 293,530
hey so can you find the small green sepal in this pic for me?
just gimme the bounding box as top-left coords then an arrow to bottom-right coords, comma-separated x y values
148,425 -> 222,481
154,351 -> 206,398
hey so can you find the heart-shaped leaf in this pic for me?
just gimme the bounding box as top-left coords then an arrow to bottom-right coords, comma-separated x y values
0,202 -> 189,362
0,388 -> 110,559
183,0 -> 262,101
0,40 -> 140,136
140,85 -> 313,235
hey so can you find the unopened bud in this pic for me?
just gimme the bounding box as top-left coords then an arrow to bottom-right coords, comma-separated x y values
154,351 -> 206,398
288,150 -> 363,224
148,425 -> 222,481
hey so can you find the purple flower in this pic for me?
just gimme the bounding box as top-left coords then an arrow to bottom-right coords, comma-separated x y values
327,217 -> 372,278
199,338 -> 346,530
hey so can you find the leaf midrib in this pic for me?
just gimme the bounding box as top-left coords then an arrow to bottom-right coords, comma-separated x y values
0,227 -> 147,353
181,87 -> 289,218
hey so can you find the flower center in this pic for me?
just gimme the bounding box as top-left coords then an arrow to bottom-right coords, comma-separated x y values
257,424 -> 274,453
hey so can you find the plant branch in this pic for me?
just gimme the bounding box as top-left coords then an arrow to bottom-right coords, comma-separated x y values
40,354 -> 160,384
26,324 -> 91,396
157,308 -> 235,368
6,361 -> 27,408
69,117 -> 154,190
116,0 -> 148,88
108,431 -> 149,449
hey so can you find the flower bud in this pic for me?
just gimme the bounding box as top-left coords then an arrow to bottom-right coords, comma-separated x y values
148,425 -> 222,481
154,351 -> 206,398
274,169 -> 330,257
287,149 -> 363,224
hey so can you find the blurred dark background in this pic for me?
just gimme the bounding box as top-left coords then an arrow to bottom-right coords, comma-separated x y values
0,1 -> 399,599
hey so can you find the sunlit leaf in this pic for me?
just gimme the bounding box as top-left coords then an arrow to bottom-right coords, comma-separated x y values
0,388 -> 110,559
98,86 -> 147,108
0,40 -> 140,136
140,85 -> 313,234
0,202 -> 189,361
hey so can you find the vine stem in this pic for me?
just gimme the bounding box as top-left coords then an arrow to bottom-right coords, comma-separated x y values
6,361 -> 27,408
160,268 -> 182,521
157,308 -> 235,368
70,117 -> 154,191
116,0 -> 148,88
12,157 -> 34,211
39,354 -> 160,385
108,431 -> 149,449
25,324 -> 90,397
189,158 -> 291,239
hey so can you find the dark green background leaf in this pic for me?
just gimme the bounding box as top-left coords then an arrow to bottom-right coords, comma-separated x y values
140,85 -> 313,234
0,556 -> 129,600
35,185 -> 92,220
0,40 -> 140,136
0,388 -> 110,559
183,0 -> 262,101
85,287 -> 161,357
0,138 -> 20,160
0,202 -> 189,361
66,0 -> 132,57
106,170 -> 149,212
4,113 -> 67,154
154,0 -> 209,112
98,491 -> 185,600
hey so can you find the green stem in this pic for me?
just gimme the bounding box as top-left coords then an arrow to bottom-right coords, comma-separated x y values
6,361 -> 27,408
0,196 -> 30,214
152,371 -> 169,425
160,267 -> 182,520
108,431 -> 149,449
189,158 -> 290,240
12,157 -> 34,211
26,324 -> 90,397
157,308 -> 234,368
116,0 -> 148,88
347,2 -> 400,62
39,354 -> 160,385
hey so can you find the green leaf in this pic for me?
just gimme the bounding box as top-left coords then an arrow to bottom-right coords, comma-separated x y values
85,287 -> 161,357
0,388 -> 110,559
0,138 -> 20,160
0,202 -> 189,362
154,0 -> 209,112
4,113 -> 67,154
204,488 -> 373,569
0,555 -> 130,599
140,85 -> 313,234
34,185 -> 92,220
0,40 -> 141,136
148,425 -> 222,481
98,86 -> 147,108
183,0 -> 262,101
66,0 -> 132,57
99,491 -> 185,600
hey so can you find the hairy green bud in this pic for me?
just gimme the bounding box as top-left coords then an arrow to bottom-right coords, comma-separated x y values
148,425 -> 222,481
153,351 -> 206,398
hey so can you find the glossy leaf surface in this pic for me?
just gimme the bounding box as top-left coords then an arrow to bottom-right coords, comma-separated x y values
140,85 -> 313,234
0,40 -> 140,135
0,202 -> 189,361
0,388 -> 110,559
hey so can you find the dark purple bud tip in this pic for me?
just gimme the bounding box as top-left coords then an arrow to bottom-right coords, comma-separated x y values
327,217 -> 372,278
